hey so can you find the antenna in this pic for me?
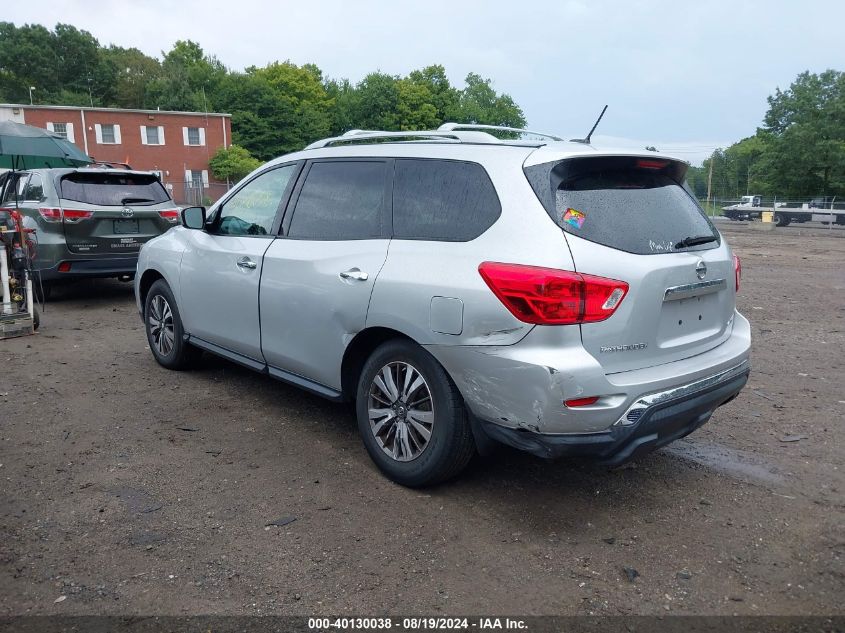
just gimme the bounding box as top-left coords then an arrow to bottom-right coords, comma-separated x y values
570,105 -> 608,144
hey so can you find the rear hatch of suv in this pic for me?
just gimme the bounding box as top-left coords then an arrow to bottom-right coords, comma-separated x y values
57,171 -> 179,255
524,153 -> 738,374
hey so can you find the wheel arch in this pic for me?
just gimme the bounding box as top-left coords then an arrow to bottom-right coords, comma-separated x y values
341,326 -> 415,401
138,268 -> 167,309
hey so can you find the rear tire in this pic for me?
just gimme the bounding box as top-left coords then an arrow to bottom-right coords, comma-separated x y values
355,339 -> 475,487
144,279 -> 202,370
774,212 -> 790,227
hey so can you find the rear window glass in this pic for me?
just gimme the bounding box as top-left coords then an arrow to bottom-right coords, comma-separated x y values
393,159 -> 501,241
525,157 -> 718,255
60,172 -> 170,206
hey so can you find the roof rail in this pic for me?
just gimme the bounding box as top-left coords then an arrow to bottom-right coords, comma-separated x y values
437,122 -> 563,141
304,129 -> 505,150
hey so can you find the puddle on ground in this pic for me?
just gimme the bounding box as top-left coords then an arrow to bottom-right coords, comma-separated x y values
663,439 -> 784,485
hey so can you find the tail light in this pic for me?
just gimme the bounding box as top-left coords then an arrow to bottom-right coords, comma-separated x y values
62,209 -> 94,223
158,209 -> 180,223
39,208 -> 94,223
38,208 -> 63,222
733,254 -> 741,292
478,262 -> 628,325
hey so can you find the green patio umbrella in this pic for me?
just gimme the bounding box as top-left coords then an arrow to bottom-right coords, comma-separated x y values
0,120 -> 92,169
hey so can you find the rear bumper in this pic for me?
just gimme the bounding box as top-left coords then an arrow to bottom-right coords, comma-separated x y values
426,312 -> 751,456
35,256 -> 138,282
476,360 -> 749,464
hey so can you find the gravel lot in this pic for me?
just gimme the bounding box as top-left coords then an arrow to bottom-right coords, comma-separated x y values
1,223 -> 842,617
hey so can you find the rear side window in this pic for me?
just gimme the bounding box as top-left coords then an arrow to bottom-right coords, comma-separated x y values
23,174 -> 45,201
393,159 -> 500,241
60,172 -> 170,206
288,161 -> 386,240
1,174 -> 27,205
525,157 -> 718,255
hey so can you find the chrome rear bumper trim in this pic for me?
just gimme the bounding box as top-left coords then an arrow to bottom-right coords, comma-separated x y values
614,359 -> 750,427
663,278 -> 726,301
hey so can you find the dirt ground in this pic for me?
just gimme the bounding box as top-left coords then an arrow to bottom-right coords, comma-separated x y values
0,222 -> 842,617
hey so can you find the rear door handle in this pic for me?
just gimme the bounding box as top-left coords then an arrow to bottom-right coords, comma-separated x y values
237,257 -> 257,270
339,268 -> 369,281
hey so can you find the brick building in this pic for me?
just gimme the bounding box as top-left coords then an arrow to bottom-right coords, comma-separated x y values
0,104 -> 232,204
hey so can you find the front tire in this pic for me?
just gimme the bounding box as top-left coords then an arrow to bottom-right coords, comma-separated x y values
144,279 -> 201,370
356,340 -> 475,487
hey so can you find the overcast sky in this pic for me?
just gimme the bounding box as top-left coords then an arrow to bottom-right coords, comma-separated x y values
6,0 -> 843,163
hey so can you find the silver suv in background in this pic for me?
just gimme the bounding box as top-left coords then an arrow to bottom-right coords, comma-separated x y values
135,125 -> 750,487
0,167 -> 180,298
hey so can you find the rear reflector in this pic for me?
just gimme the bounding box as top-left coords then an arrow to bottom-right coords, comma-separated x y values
38,207 -> 63,222
158,209 -> 180,223
62,209 -> 94,223
733,254 -> 741,292
478,262 -> 629,325
57,262 -> 72,272
565,396 -> 600,408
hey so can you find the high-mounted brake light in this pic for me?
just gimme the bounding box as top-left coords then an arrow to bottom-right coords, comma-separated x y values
158,209 -> 180,223
636,159 -> 669,170
62,209 -> 94,223
38,207 -> 63,222
478,262 -> 629,325
733,254 -> 741,293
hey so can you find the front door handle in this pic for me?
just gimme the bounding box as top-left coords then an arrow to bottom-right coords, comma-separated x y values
237,257 -> 257,270
339,268 -> 369,282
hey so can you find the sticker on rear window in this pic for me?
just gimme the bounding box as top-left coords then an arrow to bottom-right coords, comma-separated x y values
562,207 -> 586,229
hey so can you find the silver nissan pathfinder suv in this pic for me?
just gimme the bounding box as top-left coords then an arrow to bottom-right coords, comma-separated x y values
135,125 -> 750,486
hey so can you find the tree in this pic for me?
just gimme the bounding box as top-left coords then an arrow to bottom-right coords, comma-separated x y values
450,73 -> 526,128
758,70 -> 845,197
215,61 -> 333,159
353,72 -> 400,130
146,40 -> 226,111
96,46 -> 162,109
209,145 -> 262,182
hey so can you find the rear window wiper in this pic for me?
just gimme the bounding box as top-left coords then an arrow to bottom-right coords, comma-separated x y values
121,197 -> 155,204
675,235 -> 718,249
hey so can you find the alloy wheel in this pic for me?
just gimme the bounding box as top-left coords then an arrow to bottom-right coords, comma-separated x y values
148,294 -> 175,357
367,361 -> 434,462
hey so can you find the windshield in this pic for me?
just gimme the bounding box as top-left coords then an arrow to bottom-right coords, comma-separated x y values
60,172 -> 170,206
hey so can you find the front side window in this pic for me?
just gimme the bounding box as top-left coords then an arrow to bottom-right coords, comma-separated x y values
287,161 -> 386,240
393,159 -> 501,241
217,165 -> 297,237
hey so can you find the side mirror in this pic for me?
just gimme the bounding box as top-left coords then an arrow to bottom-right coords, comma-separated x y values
181,206 -> 206,230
